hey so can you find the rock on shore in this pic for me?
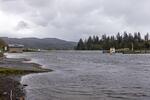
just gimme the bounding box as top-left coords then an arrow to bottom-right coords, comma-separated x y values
0,75 -> 25,99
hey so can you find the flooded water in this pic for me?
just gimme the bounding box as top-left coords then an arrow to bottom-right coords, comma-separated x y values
7,51 -> 150,100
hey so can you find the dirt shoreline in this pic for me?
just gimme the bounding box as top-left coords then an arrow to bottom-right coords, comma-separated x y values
0,57 -> 52,100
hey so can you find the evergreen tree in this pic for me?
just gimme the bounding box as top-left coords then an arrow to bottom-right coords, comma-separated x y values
137,32 -> 141,42
76,39 -> 85,50
87,36 -> 93,50
75,32 -> 150,50
145,33 -> 149,41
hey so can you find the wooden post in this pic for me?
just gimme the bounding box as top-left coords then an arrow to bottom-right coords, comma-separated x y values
10,90 -> 13,100
20,97 -> 25,100
132,43 -> 134,51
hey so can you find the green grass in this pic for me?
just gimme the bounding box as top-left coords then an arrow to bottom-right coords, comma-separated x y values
0,67 -> 27,74
0,67 -> 52,75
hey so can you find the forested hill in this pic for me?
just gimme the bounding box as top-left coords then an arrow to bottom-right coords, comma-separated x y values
75,32 -> 150,50
1,37 -> 77,50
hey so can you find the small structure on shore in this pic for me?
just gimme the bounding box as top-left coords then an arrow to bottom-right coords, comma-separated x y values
110,48 -> 115,54
8,44 -> 24,53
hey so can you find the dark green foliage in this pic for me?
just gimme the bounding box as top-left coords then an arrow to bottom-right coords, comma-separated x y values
76,39 -> 85,50
0,38 -> 6,57
0,38 -> 6,49
75,32 -> 150,50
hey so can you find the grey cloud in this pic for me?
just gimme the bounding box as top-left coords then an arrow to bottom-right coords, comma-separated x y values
25,0 -> 53,8
0,0 -> 28,14
102,0 -> 150,26
15,21 -> 30,30
0,0 -> 150,41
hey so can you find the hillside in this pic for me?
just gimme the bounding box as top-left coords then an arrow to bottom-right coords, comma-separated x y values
1,37 -> 77,50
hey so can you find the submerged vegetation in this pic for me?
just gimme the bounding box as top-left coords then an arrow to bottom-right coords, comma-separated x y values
75,32 -> 150,50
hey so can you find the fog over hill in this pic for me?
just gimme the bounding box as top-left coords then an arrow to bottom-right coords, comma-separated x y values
1,37 -> 77,50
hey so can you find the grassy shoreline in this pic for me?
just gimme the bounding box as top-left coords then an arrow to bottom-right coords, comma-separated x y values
0,57 -> 52,99
0,56 -> 53,75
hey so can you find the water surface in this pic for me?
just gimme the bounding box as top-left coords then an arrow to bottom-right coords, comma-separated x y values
7,51 -> 150,100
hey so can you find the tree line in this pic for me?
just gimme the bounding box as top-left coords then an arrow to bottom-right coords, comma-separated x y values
75,32 -> 150,50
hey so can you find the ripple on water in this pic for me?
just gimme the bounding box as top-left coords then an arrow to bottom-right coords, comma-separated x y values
11,51 -> 150,100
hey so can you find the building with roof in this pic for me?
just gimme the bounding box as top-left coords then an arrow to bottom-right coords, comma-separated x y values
8,44 -> 24,53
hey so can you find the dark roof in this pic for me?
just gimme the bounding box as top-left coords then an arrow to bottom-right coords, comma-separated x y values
8,44 -> 24,48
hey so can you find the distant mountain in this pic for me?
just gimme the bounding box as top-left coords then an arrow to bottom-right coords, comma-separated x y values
1,37 -> 77,50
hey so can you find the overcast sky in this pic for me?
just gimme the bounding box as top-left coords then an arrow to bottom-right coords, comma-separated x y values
0,0 -> 150,41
